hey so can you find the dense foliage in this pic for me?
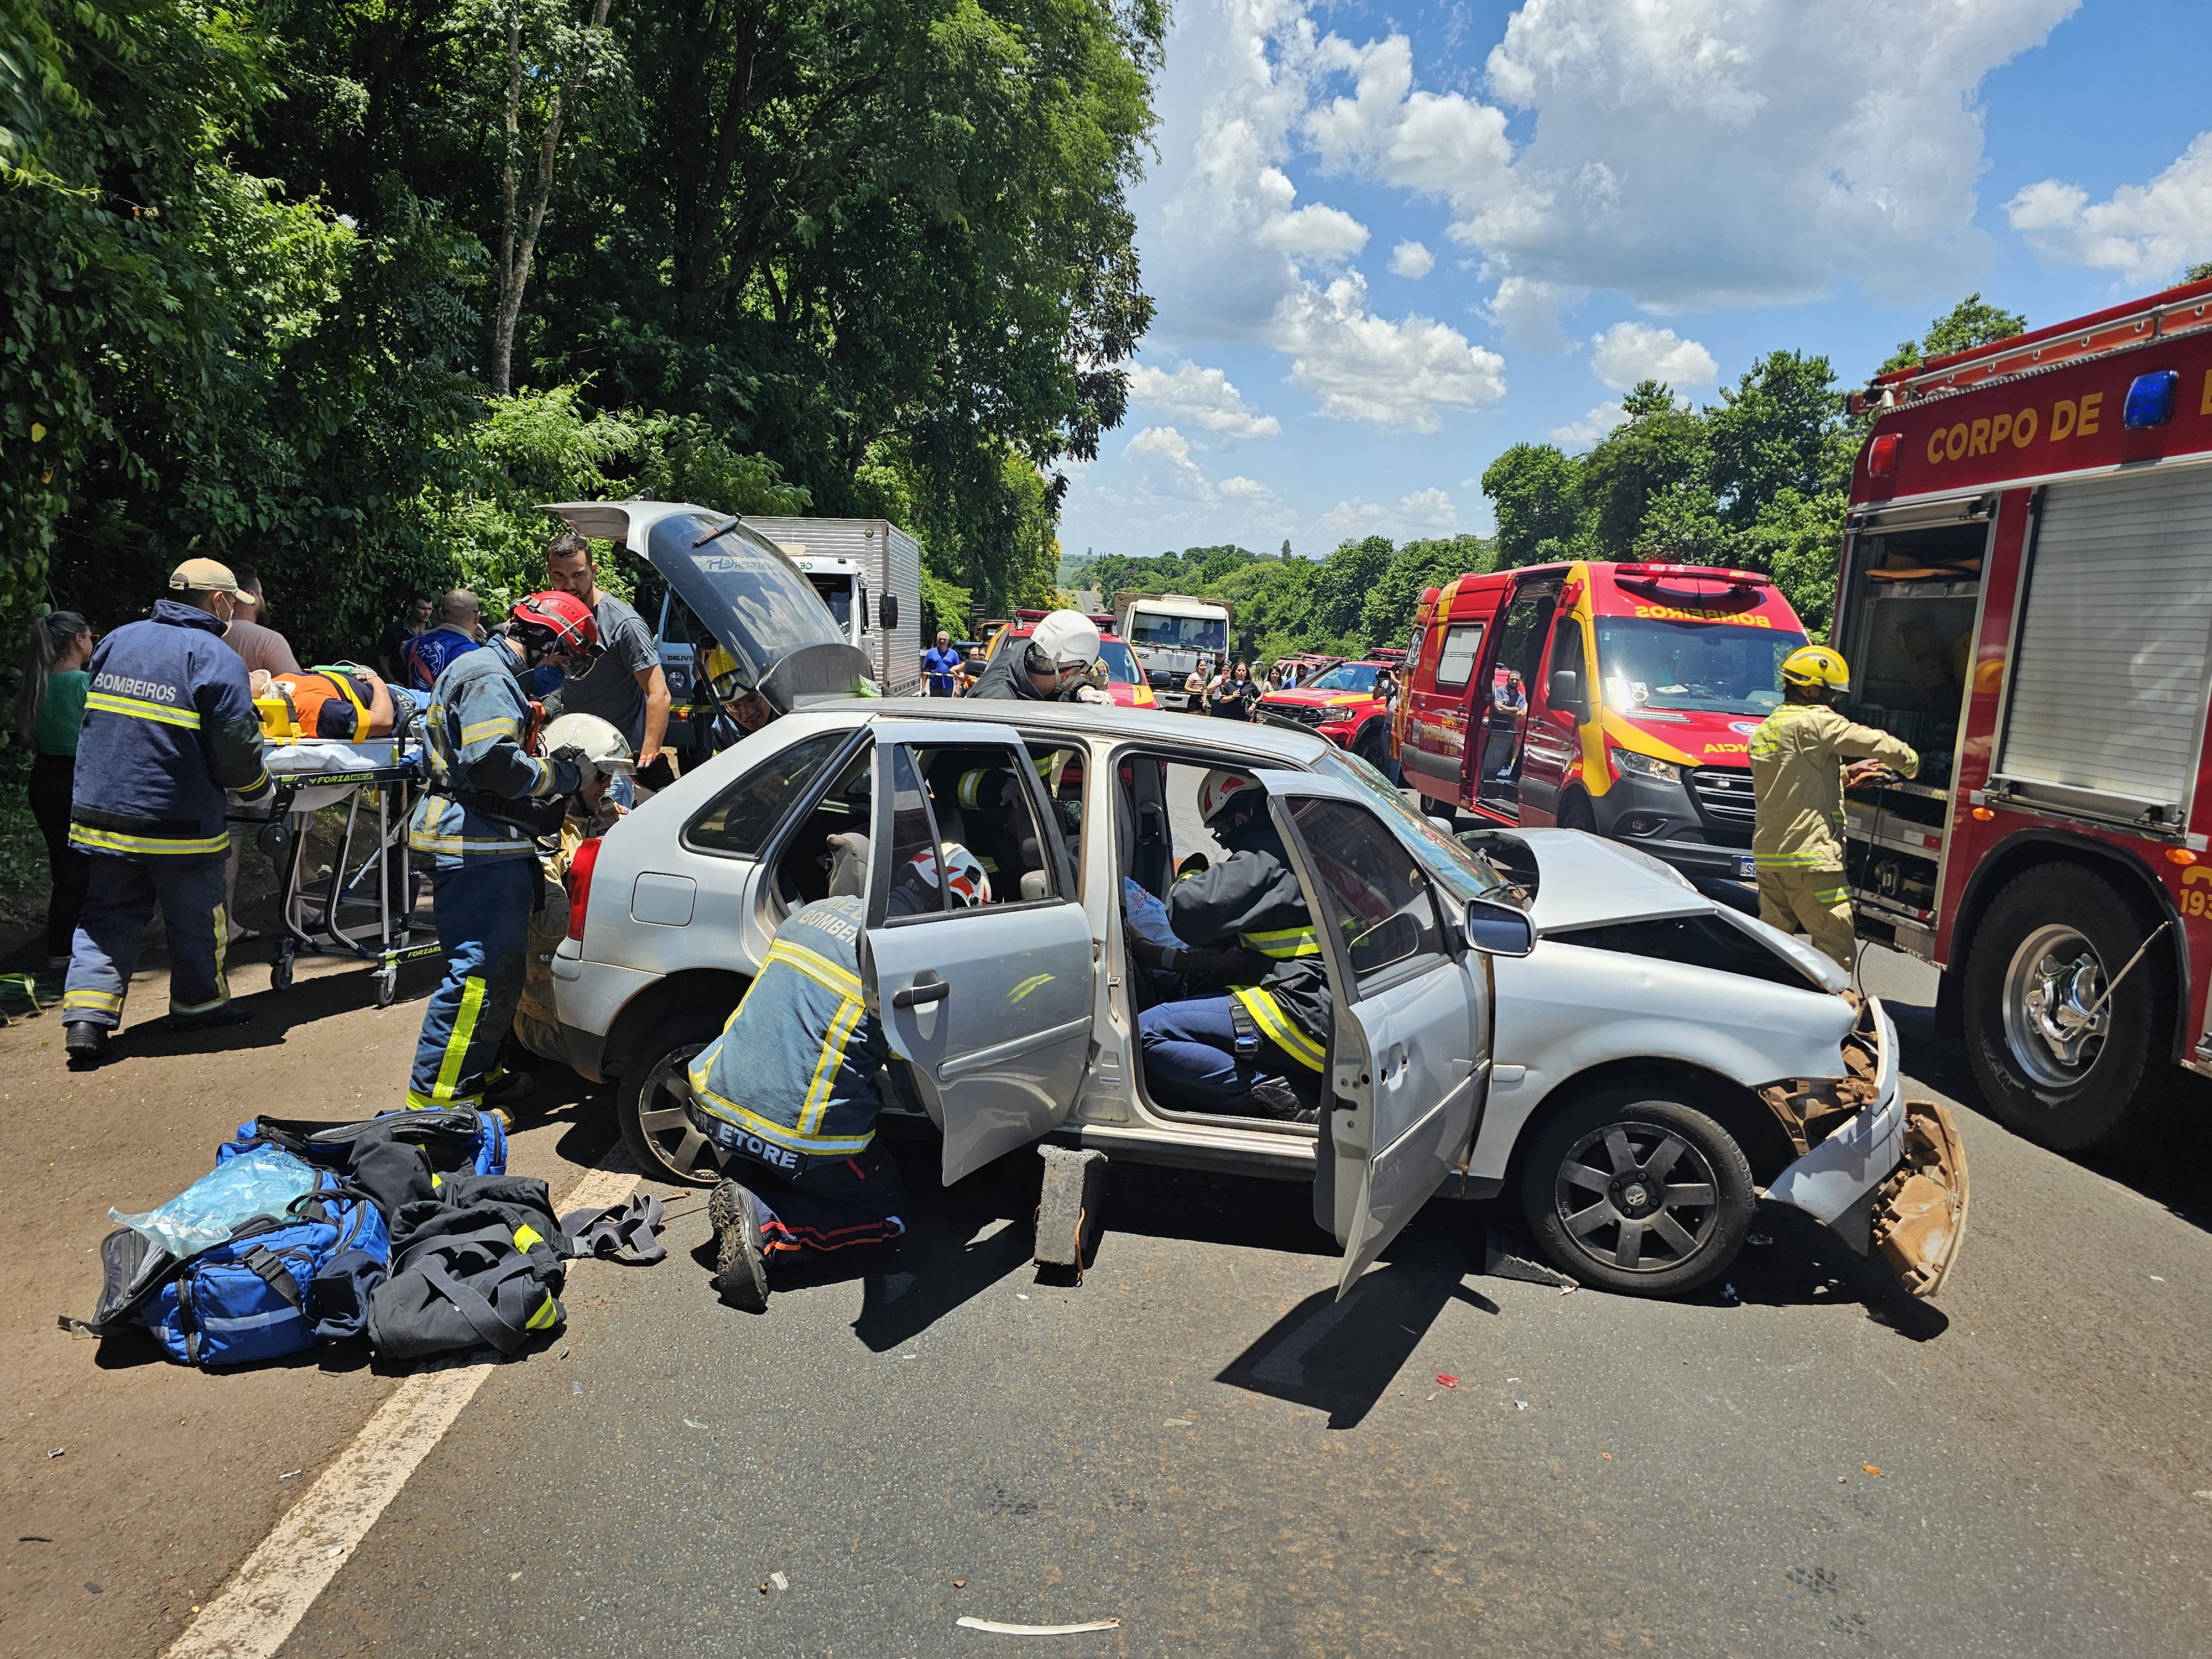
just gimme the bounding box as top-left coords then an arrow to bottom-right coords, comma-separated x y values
2,0 -> 1163,659
1481,297 -> 2029,637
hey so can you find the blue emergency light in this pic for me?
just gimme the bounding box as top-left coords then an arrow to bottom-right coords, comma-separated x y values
2123,369 -> 2179,430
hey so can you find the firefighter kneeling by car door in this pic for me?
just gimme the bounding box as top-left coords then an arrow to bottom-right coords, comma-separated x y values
1135,770 -> 1331,1123
1750,645 -> 1919,968
407,591 -> 604,1118
686,827 -> 995,1311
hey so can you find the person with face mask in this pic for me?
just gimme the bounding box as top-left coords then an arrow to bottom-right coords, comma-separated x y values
1134,770 -> 1331,1122
405,591 -> 602,1117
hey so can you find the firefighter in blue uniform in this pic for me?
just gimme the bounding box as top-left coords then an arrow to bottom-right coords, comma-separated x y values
61,560 -> 275,1065
406,591 -> 601,1117
1135,770 -> 1332,1121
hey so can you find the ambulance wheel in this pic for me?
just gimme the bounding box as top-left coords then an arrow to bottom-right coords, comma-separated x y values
1520,1086 -> 1756,1297
617,1010 -> 730,1186
1556,791 -> 1595,834
1964,864 -> 2172,1152
272,944 -> 295,993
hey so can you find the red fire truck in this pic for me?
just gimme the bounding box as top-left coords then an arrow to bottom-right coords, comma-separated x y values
1840,274 -> 2212,1151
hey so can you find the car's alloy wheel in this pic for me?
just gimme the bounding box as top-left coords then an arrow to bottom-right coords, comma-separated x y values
617,1011 -> 731,1185
1520,1088 -> 1755,1296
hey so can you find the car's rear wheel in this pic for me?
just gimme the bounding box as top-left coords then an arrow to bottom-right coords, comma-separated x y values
617,1009 -> 731,1185
1520,1086 -> 1756,1296
1963,864 -> 2171,1151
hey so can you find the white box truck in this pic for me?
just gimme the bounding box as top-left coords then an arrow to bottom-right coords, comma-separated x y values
1115,591 -> 1233,711
745,517 -> 924,695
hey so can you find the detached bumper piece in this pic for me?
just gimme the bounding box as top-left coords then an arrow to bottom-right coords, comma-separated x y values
1760,999 -> 1970,1298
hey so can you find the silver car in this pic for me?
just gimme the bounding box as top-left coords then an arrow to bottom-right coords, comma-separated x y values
540,701 -> 1966,1299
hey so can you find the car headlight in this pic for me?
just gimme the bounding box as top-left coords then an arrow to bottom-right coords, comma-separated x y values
1611,747 -> 1680,785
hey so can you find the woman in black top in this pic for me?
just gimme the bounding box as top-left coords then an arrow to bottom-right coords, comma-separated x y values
1208,661 -> 1257,720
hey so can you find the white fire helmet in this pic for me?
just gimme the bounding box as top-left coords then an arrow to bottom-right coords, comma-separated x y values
538,711 -> 635,775
1197,768 -> 1263,827
1023,610 -> 1102,675
904,842 -> 993,908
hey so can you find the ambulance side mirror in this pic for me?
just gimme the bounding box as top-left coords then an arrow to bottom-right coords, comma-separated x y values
1548,669 -> 1586,721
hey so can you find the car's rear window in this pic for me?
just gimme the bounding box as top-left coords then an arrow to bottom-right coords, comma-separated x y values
684,729 -> 854,857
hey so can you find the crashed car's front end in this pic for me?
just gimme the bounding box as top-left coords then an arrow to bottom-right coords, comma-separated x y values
1762,997 -> 1970,1298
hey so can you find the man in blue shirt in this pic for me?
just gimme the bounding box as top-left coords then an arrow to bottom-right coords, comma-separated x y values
922,630 -> 963,696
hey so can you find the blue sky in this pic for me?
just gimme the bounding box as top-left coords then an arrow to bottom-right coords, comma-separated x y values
1058,0 -> 2212,560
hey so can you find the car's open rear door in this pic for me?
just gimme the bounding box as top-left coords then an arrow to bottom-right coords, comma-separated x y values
860,719 -> 1096,1184
1250,771 -> 1488,1297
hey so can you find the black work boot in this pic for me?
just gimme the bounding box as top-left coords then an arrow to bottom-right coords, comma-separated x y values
64,1021 -> 109,1067
1248,1076 -> 1317,1123
708,1180 -> 770,1312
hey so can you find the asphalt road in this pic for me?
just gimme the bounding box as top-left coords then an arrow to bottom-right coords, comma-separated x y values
259,948 -> 2212,1659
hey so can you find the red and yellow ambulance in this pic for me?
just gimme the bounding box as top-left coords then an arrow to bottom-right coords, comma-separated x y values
1396,561 -> 1812,890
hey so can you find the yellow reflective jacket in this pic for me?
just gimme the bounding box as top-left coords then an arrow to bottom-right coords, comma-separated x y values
1749,703 -> 1919,872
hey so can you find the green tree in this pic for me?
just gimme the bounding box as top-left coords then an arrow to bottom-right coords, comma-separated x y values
1358,535 -> 1492,652
1881,293 -> 2028,374
1705,351 -> 1849,524
1481,442 -> 1583,568
1579,381 -> 1707,555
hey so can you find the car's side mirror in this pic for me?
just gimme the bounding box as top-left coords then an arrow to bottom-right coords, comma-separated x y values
1348,911 -> 1421,974
1427,815 -> 1456,836
1465,896 -> 1536,958
879,594 -> 899,632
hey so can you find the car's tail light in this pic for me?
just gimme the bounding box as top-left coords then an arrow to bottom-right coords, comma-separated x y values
566,837 -> 603,941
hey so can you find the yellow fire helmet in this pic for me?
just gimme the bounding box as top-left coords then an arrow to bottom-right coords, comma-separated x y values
703,645 -> 749,702
1780,644 -> 1851,693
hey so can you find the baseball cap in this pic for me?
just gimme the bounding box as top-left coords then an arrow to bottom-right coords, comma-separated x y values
168,557 -> 247,599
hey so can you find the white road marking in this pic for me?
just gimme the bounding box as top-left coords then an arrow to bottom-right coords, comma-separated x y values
164,1159 -> 641,1659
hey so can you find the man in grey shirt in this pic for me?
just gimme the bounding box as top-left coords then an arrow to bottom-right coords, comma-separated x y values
544,530 -> 670,792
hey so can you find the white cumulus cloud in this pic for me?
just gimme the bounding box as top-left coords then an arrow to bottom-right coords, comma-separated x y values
1397,487 -> 1459,528
1589,321 -> 1718,392
1258,202 -> 1371,263
1219,474 -> 1274,499
1314,488 -> 1459,540
2007,130 -> 2212,285
1126,361 -> 1282,440
1123,425 -> 1218,504
1274,270 -> 1507,432
1390,239 -> 1436,279
1550,403 -> 1629,448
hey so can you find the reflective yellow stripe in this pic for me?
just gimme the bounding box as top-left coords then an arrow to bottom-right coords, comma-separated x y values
525,1292 -> 560,1331
1752,852 -> 1831,868
1233,986 -> 1327,1071
63,988 -> 124,1012
86,691 -> 200,729
1239,925 -> 1322,959
409,828 -> 533,855
459,716 -> 519,744
170,994 -> 228,1015
70,826 -> 230,857
407,1088 -> 483,1110
684,1066 -> 875,1156
212,901 -> 229,1004
431,977 -> 487,1103
514,1223 -> 545,1252
797,994 -> 865,1135
765,938 -> 864,998
1812,887 -> 1849,906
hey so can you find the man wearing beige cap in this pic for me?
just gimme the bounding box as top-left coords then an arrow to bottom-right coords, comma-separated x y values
60,557 -> 273,1065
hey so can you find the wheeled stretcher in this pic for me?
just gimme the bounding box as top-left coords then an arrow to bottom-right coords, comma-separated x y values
242,728 -> 441,1006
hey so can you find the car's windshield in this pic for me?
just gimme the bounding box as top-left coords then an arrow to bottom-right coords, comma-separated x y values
808,577 -> 852,632
1128,612 -> 1228,653
1305,663 -> 1379,694
1314,750 -> 1510,900
1594,617 -> 1806,716
1097,638 -> 1142,685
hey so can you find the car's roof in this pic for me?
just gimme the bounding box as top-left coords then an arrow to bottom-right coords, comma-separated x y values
1518,828 -> 1713,931
773,696 -> 1334,764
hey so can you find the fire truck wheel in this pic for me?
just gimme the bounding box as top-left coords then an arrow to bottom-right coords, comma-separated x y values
1520,1086 -> 1756,1296
1963,864 -> 2173,1152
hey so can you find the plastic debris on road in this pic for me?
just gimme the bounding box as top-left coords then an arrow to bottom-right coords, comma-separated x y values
769,1572 -> 789,1592
1863,1464 -> 1884,1476
110,1145 -> 317,1259
956,1616 -> 1121,1635
1436,1375 -> 1458,1387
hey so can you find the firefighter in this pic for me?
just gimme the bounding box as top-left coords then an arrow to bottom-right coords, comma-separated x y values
1135,770 -> 1330,1121
406,592 -> 602,1116
1750,645 -> 1920,968
968,609 -> 1108,703
690,838 -> 907,1308
61,559 -> 275,1065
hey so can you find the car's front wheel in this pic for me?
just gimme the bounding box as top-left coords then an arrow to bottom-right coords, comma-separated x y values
617,1009 -> 731,1186
1519,1086 -> 1756,1296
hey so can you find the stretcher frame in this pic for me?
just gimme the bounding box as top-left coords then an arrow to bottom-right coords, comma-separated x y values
247,732 -> 441,1007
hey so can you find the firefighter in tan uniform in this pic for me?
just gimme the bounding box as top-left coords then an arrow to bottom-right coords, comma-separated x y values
1749,645 -> 1919,968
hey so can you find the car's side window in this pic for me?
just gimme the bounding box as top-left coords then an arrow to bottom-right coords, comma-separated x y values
883,742 -> 1063,919
1286,797 -> 1447,989
684,729 -> 854,858
1434,623 -> 1485,689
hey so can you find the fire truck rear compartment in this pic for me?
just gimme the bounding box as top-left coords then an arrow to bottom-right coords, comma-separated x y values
1836,519 -> 1987,955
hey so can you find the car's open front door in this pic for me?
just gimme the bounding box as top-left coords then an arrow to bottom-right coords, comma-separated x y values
860,720 -> 1096,1184
1250,771 -> 1488,1297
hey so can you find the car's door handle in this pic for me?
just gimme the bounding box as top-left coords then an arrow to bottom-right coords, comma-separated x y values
893,972 -> 950,1009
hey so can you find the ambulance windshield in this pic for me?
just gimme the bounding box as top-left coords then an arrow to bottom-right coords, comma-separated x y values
1594,617 -> 1807,716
